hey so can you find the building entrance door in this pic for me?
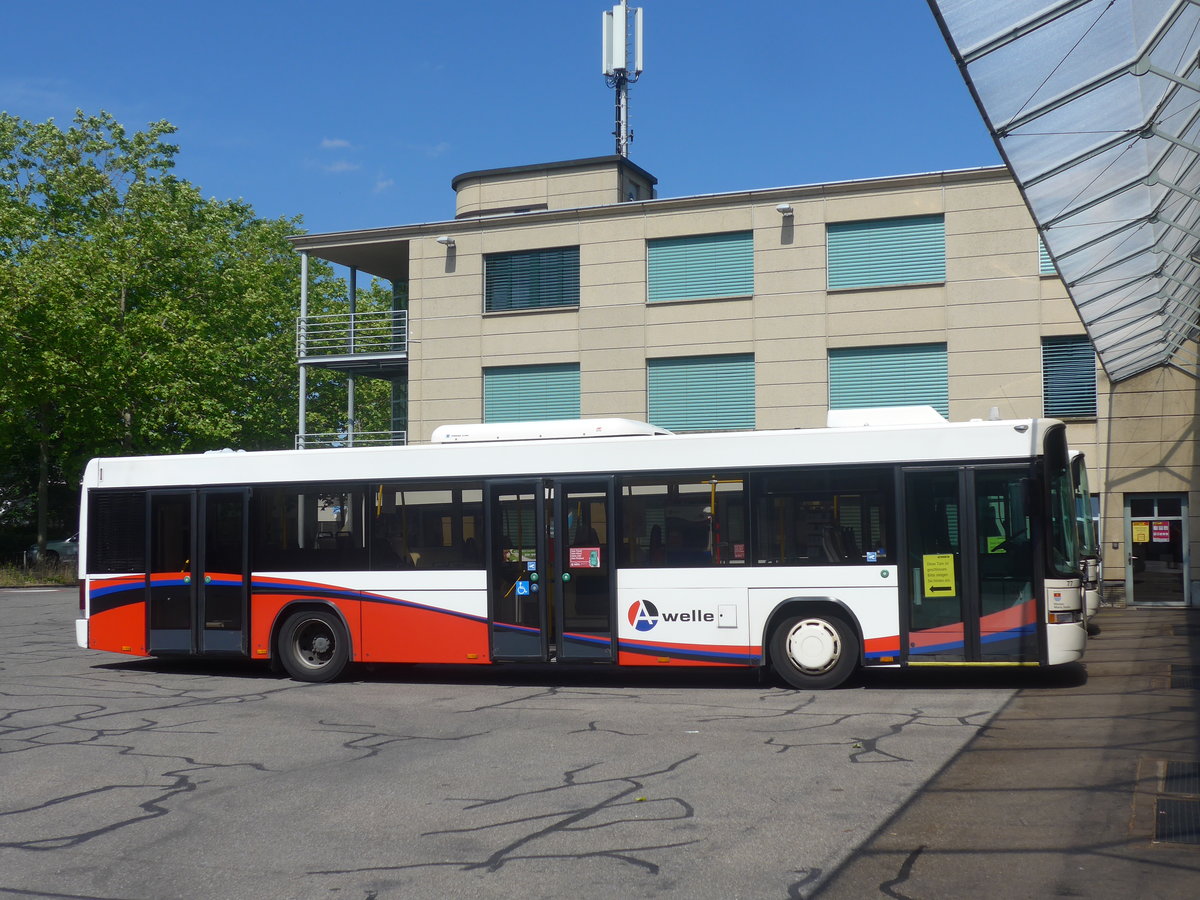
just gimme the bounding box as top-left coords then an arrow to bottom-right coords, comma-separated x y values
1124,494 -> 1189,607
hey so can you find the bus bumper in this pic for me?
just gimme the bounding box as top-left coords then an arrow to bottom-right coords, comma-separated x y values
75,618 -> 88,649
1046,620 -> 1086,665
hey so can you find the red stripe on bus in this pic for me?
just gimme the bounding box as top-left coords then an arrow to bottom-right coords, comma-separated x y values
88,601 -> 147,656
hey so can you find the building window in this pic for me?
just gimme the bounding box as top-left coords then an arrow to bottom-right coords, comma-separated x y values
828,344 -> 949,417
483,363 -> 581,422
647,232 -> 753,302
826,215 -> 945,290
1038,236 -> 1055,275
647,354 -> 755,432
1042,335 -> 1096,418
484,247 -> 580,312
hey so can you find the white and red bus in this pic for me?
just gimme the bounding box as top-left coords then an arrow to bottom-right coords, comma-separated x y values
75,408 -> 1085,689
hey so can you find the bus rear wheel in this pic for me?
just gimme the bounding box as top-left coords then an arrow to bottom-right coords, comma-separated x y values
278,609 -> 349,683
770,613 -> 859,689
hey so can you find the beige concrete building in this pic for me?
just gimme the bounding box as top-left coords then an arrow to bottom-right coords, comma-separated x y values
292,156 -> 1199,609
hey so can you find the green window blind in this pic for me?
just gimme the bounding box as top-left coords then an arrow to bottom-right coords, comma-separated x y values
647,232 -> 754,302
483,364 -> 580,422
827,215 -> 945,290
1042,336 -> 1096,418
647,354 -> 755,432
1038,236 -> 1055,275
484,247 -> 579,312
828,344 -> 949,417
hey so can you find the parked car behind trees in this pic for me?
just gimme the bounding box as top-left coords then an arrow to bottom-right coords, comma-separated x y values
28,533 -> 78,563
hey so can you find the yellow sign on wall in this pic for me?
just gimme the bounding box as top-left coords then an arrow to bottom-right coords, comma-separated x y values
923,554 -> 957,597
1132,521 -> 1150,544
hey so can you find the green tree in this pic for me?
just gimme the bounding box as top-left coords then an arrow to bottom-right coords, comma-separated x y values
0,110 -> 375,546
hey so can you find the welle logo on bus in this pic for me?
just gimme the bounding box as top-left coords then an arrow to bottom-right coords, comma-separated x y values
627,599 -> 715,632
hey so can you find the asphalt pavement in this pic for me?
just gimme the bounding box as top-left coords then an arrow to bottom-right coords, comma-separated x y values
2,588 -> 1196,899
814,603 -> 1200,899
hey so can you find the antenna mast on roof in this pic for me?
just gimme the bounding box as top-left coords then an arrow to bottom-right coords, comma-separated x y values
602,1 -> 643,158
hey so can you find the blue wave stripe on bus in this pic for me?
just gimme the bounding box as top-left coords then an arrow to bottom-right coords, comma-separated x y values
493,621 -> 541,635
252,577 -> 362,603
619,640 -> 757,665
561,632 -> 612,648
909,638 -> 966,654
90,581 -> 143,599
910,623 -> 1038,655
252,577 -> 489,624
981,623 -> 1037,644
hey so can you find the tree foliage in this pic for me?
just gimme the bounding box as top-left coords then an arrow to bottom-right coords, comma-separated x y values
0,111 -> 389,538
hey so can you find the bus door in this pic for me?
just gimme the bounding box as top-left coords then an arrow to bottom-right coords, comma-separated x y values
902,467 -> 1040,664
488,481 -> 551,660
554,478 -> 615,662
486,479 -> 616,662
147,490 -> 249,655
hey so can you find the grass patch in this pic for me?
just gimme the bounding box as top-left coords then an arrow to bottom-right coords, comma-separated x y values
0,562 -> 78,587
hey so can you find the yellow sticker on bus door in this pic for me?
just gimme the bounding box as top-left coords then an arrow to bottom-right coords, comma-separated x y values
922,554 -> 957,597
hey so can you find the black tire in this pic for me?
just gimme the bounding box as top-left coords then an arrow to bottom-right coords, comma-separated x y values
277,609 -> 349,683
43,550 -> 59,563
770,612 -> 859,689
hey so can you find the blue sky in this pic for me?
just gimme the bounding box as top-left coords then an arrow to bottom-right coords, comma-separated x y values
3,1 -> 1000,237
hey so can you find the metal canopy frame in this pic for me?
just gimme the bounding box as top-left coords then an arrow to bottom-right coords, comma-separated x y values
929,0 -> 1200,380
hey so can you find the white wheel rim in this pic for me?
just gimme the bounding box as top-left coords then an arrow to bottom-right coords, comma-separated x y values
785,619 -> 841,674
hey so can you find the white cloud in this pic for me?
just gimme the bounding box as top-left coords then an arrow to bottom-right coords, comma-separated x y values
401,140 -> 451,159
321,137 -> 352,149
323,160 -> 361,173
0,77 -> 70,112
374,177 -> 395,194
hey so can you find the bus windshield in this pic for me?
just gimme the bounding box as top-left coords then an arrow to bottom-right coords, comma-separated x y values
1045,427 -> 1081,578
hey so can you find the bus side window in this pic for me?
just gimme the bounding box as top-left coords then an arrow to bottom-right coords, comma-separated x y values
619,474 -> 746,566
371,483 -> 484,571
752,468 -> 894,565
250,486 -> 366,572
87,490 -> 147,573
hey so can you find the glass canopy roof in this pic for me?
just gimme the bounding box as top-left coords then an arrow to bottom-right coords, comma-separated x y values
929,0 -> 1200,381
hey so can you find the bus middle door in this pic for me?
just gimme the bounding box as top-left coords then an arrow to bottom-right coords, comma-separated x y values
553,478 -> 616,662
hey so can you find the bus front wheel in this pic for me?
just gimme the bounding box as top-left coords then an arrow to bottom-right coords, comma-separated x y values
770,613 -> 859,689
278,609 -> 349,683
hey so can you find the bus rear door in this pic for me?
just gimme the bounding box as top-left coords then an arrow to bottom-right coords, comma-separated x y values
147,489 -> 249,656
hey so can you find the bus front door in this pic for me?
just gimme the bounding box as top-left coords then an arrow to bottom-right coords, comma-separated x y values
147,490 -> 249,656
903,467 -> 1039,664
486,479 -> 616,663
